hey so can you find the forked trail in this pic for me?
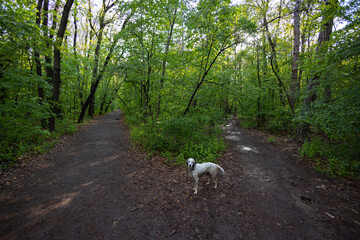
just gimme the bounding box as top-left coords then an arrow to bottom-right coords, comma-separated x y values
1,111 -> 359,239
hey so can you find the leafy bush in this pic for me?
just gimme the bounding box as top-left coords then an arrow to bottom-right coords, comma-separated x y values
266,109 -> 293,133
0,109 -> 78,170
301,137 -> 360,179
300,137 -> 324,158
129,114 -> 226,165
267,135 -> 277,144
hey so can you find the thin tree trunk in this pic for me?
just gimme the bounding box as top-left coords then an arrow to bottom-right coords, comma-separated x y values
183,41 -> 236,116
104,77 -> 125,113
263,13 -> 288,109
73,4 -> 83,109
88,0 -> 117,117
35,0 -> 44,100
256,44 -> 264,127
43,0 -> 56,87
263,9 -> 295,114
49,0 -> 74,131
78,42 -> 116,123
156,7 -> 177,118
88,28 -> 104,117
35,0 -> 46,128
78,13 -> 132,123
290,0 -> 301,111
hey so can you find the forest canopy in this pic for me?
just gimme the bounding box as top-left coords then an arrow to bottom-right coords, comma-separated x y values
0,0 -> 359,177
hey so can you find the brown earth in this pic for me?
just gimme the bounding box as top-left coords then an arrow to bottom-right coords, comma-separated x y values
1,110 -> 359,239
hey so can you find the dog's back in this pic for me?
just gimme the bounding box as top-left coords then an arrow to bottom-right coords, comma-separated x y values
204,162 -> 225,176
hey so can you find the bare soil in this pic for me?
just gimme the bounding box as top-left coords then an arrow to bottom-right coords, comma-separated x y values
1,110 -> 359,239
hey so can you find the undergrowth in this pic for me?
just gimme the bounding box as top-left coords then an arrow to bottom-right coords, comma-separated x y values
127,114 -> 226,165
300,137 -> 360,179
0,117 -> 78,170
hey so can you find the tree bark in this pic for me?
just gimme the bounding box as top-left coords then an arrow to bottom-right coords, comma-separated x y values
73,4 -> 83,109
49,0 -> 74,131
156,6 -> 177,118
88,0 -> 117,117
35,0 -> 47,128
88,25 -> 105,117
290,0 -> 301,111
35,0 -> 43,100
78,13 -> 132,123
183,41 -> 236,116
42,0 -> 56,87
256,44 -> 264,127
262,9 -> 295,114
294,0 -> 335,141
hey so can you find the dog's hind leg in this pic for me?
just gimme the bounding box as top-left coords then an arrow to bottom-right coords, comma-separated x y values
210,172 -> 218,188
194,177 -> 199,194
214,177 -> 218,188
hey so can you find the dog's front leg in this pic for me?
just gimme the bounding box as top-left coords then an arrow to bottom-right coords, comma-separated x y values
194,177 -> 199,194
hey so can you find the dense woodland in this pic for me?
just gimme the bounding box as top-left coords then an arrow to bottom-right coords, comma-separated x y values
0,0 -> 359,177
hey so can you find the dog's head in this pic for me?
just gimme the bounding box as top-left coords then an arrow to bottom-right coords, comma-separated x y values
186,158 -> 196,171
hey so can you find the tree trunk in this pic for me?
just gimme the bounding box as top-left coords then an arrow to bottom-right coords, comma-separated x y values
35,0 -> 44,101
35,0 -> 47,128
306,0 -> 335,105
88,28 -> 104,117
156,7 -> 177,118
317,0 -> 335,102
73,4 -> 83,109
49,0 -> 74,131
183,42 -> 235,116
290,0 -> 301,111
294,0 -> 335,141
43,0 -> 56,87
78,13 -> 132,123
88,0 -> 117,117
263,11 -> 295,114
256,44 -> 265,127
78,45 -> 114,123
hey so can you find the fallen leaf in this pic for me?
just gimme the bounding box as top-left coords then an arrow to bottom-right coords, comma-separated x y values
316,185 -> 326,190
353,220 -> 360,226
324,212 -> 335,219
126,171 -> 137,178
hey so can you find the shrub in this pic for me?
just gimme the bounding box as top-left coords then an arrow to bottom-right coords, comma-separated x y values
301,137 -> 360,179
128,114 -> 226,165
0,114 -> 78,170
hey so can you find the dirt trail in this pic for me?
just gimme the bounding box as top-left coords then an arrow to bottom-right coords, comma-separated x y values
1,111 -> 359,239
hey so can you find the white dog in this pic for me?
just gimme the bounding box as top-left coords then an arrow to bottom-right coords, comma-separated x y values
186,158 -> 225,194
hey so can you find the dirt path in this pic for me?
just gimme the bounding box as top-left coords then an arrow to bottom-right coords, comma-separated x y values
1,111 -> 359,239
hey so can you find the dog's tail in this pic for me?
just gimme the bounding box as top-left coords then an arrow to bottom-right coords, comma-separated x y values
217,165 -> 225,175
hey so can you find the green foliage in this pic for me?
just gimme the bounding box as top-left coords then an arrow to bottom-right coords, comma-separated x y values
294,9 -> 360,179
315,158 -> 360,179
0,115 -> 78,170
267,135 -> 277,144
300,137 -> 360,178
300,137 -> 324,159
129,114 -> 226,165
1,0 -> 359,182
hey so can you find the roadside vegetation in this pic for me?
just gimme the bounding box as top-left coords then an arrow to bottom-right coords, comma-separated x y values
1,0 -> 359,178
